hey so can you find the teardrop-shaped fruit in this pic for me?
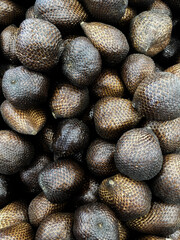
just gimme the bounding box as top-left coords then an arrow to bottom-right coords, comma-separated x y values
127,202 -> 180,236
38,124 -> 54,153
0,201 -> 28,230
0,100 -> 46,135
35,213 -> 74,240
20,154 -> 52,194
53,118 -> 89,158
81,21 -> 129,65
16,18 -> 64,72
38,160 -> 85,203
28,192 -> 66,227
0,174 -> 10,208
130,11 -> 172,56
73,203 -> 119,240
0,0 -> 24,26
99,173 -> 152,221
92,68 -> 124,98
82,0 -> 128,23
151,153 -> 180,204
121,54 -> 155,95
0,130 -> 34,175
2,66 -> 49,109
148,0 -> 171,16
165,63 -> 180,78
0,24 -> 19,63
115,128 -> 163,181
86,139 -> 118,177
62,36 -> 102,87
94,97 -> 141,140
34,0 -> 87,32
143,117 -> 180,154
132,72 -> 180,121
0,222 -> 34,240
50,84 -> 89,119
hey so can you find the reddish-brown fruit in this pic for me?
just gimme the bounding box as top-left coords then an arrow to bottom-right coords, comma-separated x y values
0,100 -> 46,135
38,160 -> 85,203
0,201 -> 28,230
20,154 -> 52,194
0,222 -> 34,240
73,203 -> 119,240
50,84 -> 89,119
92,68 -> 124,98
0,130 -> 34,175
152,153 -> 180,204
99,173 -> 152,221
130,11 -> 172,56
28,192 -> 66,227
81,22 -> 129,65
0,24 -> 19,63
133,72 -> 180,121
121,54 -> 155,95
86,139 -> 118,177
34,0 -> 87,32
35,213 -> 74,240
16,18 -> 64,72
127,202 -> 180,236
94,97 -> 141,140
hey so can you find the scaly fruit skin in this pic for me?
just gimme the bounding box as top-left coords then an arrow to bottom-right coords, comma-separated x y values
99,173 -> 152,221
81,22 -> 129,66
82,0 -> 128,24
133,72 -> 180,121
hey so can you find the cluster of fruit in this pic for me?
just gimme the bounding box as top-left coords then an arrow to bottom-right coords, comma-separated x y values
0,0 -> 180,239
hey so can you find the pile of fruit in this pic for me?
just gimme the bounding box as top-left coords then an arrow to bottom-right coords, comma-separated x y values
0,0 -> 179,239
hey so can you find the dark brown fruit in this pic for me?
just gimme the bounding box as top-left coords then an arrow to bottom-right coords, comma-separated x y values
121,54 -> 155,95
28,192 -> 66,227
118,221 -> 129,240
92,68 -> 124,98
0,130 -> 34,175
119,6 -> 137,27
2,66 -> 49,109
0,24 -> 19,63
0,0 -> 24,25
82,0 -> 128,23
0,222 -> 34,240
0,100 -> 46,135
35,213 -> 74,240
73,176 -> 99,207
34,0 -> 87,32
114,128 -> 163,181
38,124 -> 54,153
129,0 -> 155,8
81,22 -> 129,65
20,154 -> 51,194
62,36 -> 102,87
38,159 -> 85,203
0,201 -> 28,229
16,18 -> 64,72
50,84 -> 89,119
132,72 -> 180,121
94,97 -> 141,140
0,175 -> 10,208
165,63 -> 180,78
151,153 -> 180,204
25,6 -> 36,19
73,203 -> 119,240
53,118 -> 89,158
86,139 -> 118,177
127,202 -> 180,236
99,173 -> 152,221
130,11 -> 172,56
138,236 -> 166,240
148,0 -> 171,16
143,118 -> 180,153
